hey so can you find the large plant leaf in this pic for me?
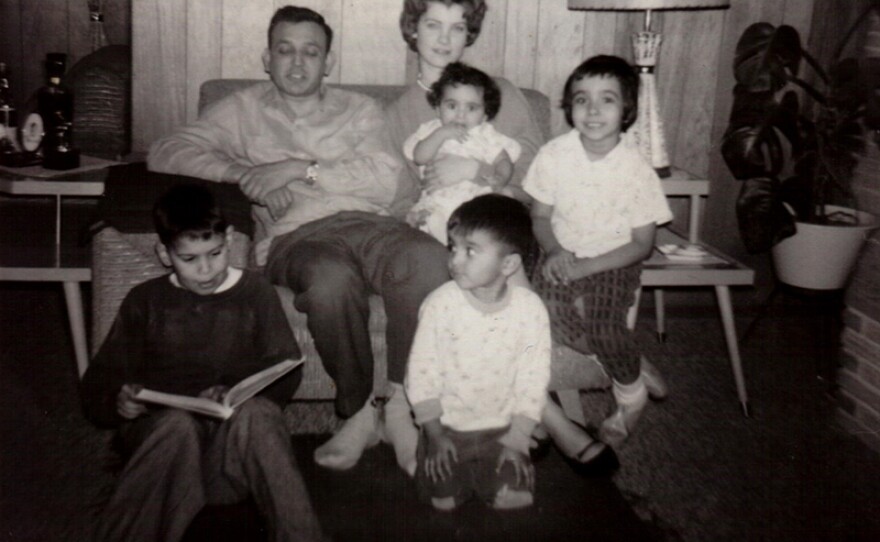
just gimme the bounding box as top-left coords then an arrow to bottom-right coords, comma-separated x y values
734,23 -> 803,93
773,90 -> 804,155
779,172 -> 813,220
722,86 -> 785,180
736,178 -> 797,253
829,57 -> 868,113
790,57 -> 868,219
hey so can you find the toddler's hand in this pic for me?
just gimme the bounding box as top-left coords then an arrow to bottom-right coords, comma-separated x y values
438,123 -> 469,143
425,432 -> 458,483
406,207 -> 430,228
496,446 -> 534,491
117,384 -> 148,420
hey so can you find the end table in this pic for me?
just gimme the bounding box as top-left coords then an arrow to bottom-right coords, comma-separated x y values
1,157 -> 116,377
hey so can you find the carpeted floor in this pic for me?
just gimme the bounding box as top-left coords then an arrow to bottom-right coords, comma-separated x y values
3,201 -> 880,540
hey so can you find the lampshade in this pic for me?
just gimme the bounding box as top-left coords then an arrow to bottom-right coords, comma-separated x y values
568,0 -> 729,9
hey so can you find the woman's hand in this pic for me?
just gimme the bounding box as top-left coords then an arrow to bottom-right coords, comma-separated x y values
116,384 -> 148,420
542,248 -> 576,285
423,154 -> 480,192
496,446 -> 534,491
265,186 -> 295,220
425,431 -> 459,483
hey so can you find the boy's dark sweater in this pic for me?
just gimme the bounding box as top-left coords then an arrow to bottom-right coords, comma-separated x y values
81,270 -> 301,427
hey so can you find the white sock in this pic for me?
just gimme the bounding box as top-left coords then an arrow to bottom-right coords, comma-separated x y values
601,376 -> 649,447
612,377 -> 648,408
382,383 -> 418,477
314,398 -> 380,471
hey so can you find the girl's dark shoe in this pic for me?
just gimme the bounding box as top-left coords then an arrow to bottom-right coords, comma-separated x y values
529,434 -> 553,462
561,425 -> 620,478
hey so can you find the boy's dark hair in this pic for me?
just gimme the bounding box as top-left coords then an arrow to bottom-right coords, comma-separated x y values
427,62 -> 501,120
153,184 -> 228,247
400,0 -> 487,52
448,194 -> 537,273
268,5 -> 333,50
561,55 -> 639,131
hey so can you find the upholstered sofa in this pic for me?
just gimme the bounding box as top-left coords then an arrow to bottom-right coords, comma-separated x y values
90,80 -> 609,431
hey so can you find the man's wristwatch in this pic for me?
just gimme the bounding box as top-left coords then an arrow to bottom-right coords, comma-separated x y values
305,161 -> 319,185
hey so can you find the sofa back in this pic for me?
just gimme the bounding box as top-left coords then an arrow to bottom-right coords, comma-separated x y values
198,79 -> 552,141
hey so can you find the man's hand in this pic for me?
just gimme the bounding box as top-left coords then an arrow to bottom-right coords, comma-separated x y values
542,247 -> 576,285
117,384 -> 148,420
425,430 -> 459,483
496,445 -> 534,491
423,154 -> 480,192
238,159 -> 311,204
198,385 -> 230,403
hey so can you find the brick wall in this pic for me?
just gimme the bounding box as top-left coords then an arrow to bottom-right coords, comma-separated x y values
837,136 -> 880,453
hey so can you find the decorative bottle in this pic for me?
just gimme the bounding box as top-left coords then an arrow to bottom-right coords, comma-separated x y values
0,62 -> 18,154
38,53 -> 80,170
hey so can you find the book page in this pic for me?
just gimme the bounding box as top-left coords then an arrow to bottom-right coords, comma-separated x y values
135,389 -> 234,419
134,358 -> 303,419
224,358 -> 304,410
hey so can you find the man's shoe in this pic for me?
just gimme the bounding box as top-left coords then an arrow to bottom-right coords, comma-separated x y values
314,399 -> 381,471
381,384 -> 418,477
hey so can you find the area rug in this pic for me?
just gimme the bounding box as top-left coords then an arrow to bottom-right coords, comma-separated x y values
291,434 -> 663,542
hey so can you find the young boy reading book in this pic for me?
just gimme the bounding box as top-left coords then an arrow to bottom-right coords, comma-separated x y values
80,184 -> 324,542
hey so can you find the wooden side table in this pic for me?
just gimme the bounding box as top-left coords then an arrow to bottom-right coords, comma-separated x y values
0,158 -> 114,377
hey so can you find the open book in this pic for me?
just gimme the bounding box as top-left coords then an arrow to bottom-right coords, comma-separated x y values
134,358 -> 304,420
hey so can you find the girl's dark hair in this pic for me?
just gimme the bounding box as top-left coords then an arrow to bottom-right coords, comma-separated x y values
268,5 -> 333,50
399,0 -> 487,52
153,184 -> 228,247
447,194 -> 537,274
561,55 -> 639,131
427,62 -> 501,120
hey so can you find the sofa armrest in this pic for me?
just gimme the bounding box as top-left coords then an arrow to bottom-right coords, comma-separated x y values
90,227 -> 251,355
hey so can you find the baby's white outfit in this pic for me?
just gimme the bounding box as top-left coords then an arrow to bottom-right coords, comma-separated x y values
403,119 -> 521,244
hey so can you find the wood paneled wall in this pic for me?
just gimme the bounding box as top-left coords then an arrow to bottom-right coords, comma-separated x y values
134,0 -> 871,300
131,0 -> 731,179
0,0 -> 131,108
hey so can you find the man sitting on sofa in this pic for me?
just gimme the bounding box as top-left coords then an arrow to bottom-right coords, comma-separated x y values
148,5 -> 449,473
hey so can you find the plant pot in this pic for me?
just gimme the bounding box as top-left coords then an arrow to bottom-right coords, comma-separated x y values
772,205 -> 879,290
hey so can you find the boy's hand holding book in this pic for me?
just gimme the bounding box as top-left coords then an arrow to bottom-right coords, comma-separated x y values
198,385 -> 230,403
117,384 -> 148,420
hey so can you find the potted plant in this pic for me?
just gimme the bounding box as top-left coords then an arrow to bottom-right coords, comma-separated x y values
721,18 -> 880,289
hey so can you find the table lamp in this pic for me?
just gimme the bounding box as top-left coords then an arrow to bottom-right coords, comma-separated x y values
568,0 -> 730,178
